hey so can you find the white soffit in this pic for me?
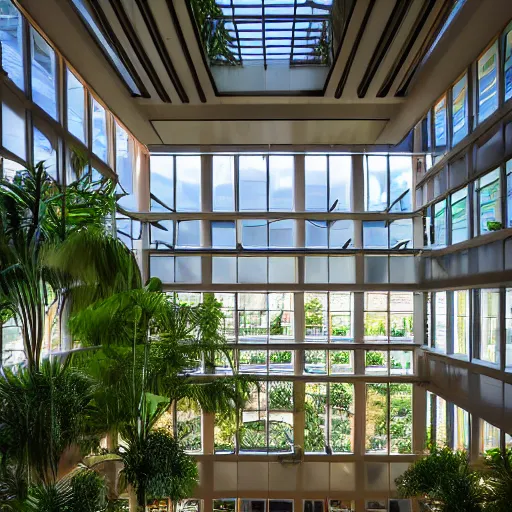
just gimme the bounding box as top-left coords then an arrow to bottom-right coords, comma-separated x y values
151,119 -> 388,146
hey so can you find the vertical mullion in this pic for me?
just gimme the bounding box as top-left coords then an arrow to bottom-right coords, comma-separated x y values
289,0 -> 298,64
387,383 -> 391,454
229,0 -> 243,64
262,2 -> 267,70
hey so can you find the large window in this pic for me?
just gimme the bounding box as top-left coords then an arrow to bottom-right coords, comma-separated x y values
478,41 -> 499,123
480,289 -> 500,363
239,155 -> 294,212
67,69 -> 86,143
434,292 -> 447,353
451,74 -> 468,146
305,155 -> 351,212
0,0 -> 24,91
365,383 -> 412,454
434,96 -> 447,160
239,381 -> 294,454
304,383 -> 354,453
305,293 -> 353,343
434,199 -> 447,248
31,28 -> 57,119
477,168 -> 501,234
451,187 -> 468,244
505,21 -> 512,102
364,292 -> 413,343
454,290 -> 469,357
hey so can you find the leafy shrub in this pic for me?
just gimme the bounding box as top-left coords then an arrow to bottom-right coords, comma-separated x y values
365,351 -> 385,366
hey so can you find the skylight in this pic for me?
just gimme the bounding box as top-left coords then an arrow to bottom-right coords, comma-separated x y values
218,0 -> 334,67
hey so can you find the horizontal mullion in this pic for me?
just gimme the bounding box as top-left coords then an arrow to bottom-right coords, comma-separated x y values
149,248 -> 420,255
224,15 -> 330,21
236,27 -> 323,32
234,342 -> 420,350
161,284 -> 421,292
131,211 -> 421,221
217,2 -> 332,9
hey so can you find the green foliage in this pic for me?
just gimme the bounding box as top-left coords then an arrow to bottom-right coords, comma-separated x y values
396,446 -> 484,512
390,316 -> 413,338
364,317 -> 387,337
189,0 -> 239,65
121,430 -> 198,506
481,448 -> 512,512
330,351 -> 350,365
268,383 -> 293,410
304,298 -> 324,328
330,383 -> 353,412
365,351 -> 385,367
69,469 -> 107,512
269,351 -> 291,364
270,310 -> 284,335
331,325 -> 349,336
0,360 -> 97,485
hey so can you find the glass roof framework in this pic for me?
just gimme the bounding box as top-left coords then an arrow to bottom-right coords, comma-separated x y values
217,0 -> 334,67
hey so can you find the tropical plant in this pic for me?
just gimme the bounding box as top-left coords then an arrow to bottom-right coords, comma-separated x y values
304,298 -> 324,331
0,360 -> 97,487
365,351 -> 385,367
0,162 -> 139,369
481,448 -> 512,512
396,446 -> 484,512
189,0 -> 239,65
121,430 -> 197,510
270,311 -> 284,335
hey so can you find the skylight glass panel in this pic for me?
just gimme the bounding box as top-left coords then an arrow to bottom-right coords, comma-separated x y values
210,0 -> 334,65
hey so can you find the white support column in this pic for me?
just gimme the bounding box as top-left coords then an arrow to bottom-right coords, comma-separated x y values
351,154 -> 365,213
413,292 -> 425,346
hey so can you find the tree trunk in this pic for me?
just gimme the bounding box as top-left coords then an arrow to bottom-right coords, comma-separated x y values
128,485 -> 145,512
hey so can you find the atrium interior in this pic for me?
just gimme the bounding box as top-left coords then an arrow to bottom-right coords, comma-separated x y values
1,0 -> 512,511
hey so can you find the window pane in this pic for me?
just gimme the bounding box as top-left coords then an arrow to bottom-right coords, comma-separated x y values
67,69 -> 86,143
389,219 -> 413,249
33,126 -> 57,180
434,96 -> 447,157
213,155 -> 234,211
329,351 -> 353,374
436,396 -> 447,446
365,351 -> 388,375
454,290 -> 469,356
239,293 -> 268,343
451,187 -> 468,244
0,1 -> 24,90
390,384 -> 412,454
269,155 -> 293,211
238,257 -> 267,284
478,41 -> 499,123
175,256 -> 201,283
452,74 -> 468,145
390,351 -> 413,376
453,406 -> 470,451
329,220 -> 353,248
116,123 -> 132,195
479,169 -> 501,233
242,219 -> 268,247
177,398 -> 202,453
434,199 -> 447,248
150,219 -> 173,249
366,384 -> 388,453
390,292 -> 414,342
304,350 -> 327,375
505,22 -> 512,102
435,292 -> 447,353
365,155 -> 387,211
92,98 -> 107,162
269,219 -> 294,247
305,293 -> 327,342
305,383 -> 327,453
364,292 -> 388,342
150,155 -> 173,212
176,220 -> 201,247
239,350 -> 267,374
305,155 -> 327,211
330,383 -> 354,453
269,293 -> 294,342
2,100 -> 26,159
305,256 -> 328,284
363,221 -> 388,249
212,221 -> 236,248
176,156 -> 201,211
239,155 -> 267,211
389,156 -> 412,212
480,289 -> 499,363
269,350 -> 293,375
330,292 -> 352,342
481,420 -> 500,453
268,381 -> 293,452
329,155 -> 351,211
306,220 -> 328,248
31,28 -> 57,119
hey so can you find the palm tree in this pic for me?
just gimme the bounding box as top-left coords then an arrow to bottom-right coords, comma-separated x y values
69,280 -> 251,511
0,162 -> 140,370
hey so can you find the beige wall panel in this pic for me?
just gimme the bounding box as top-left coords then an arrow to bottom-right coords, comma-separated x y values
214,462 -> 238,492
300,463 -> 330,492
268,463 -> 298,492
238,462 -> 269,492
329,462 -> 356,492
364,462 -> 389,492
151,120 -> 388,146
